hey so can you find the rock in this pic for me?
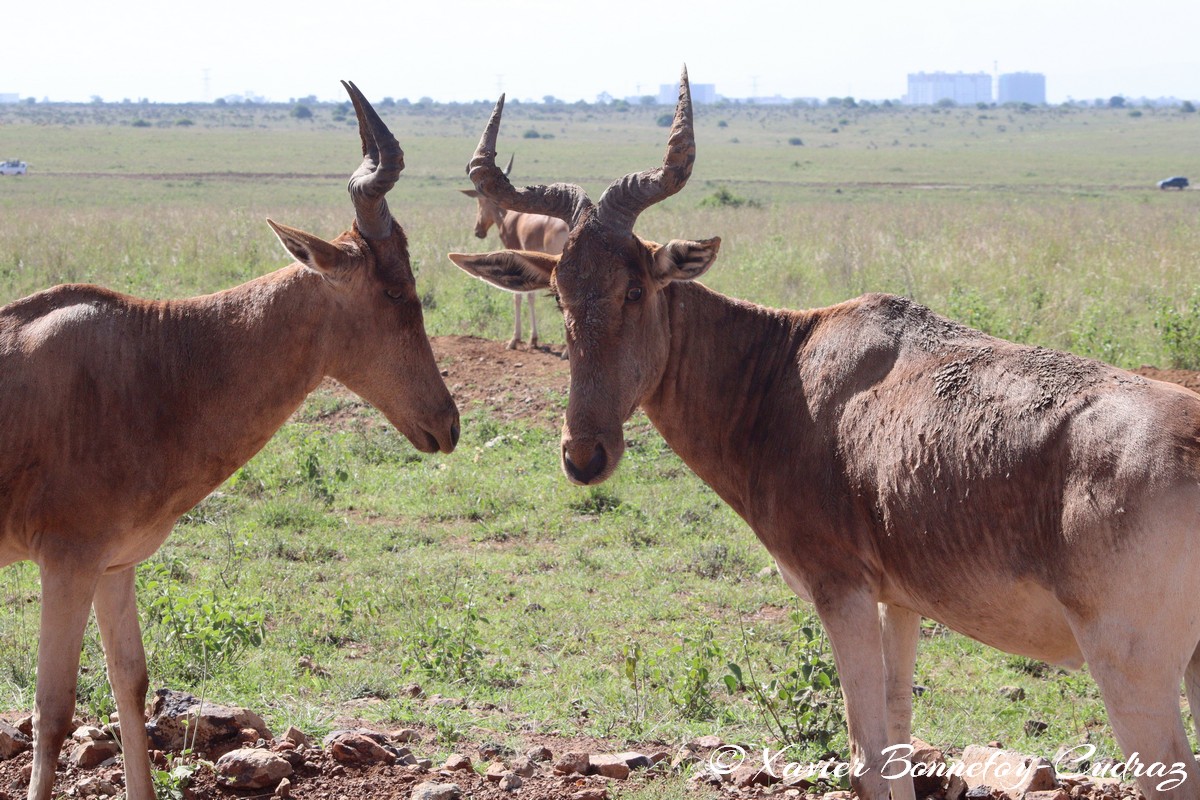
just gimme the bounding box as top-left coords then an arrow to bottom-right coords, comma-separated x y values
554,750 -> 591,775
692,734 -> 723,749
957,745 -> 1057,799
14,716 -> 32,738
274,776 -> 293,798
499,772 -> 523,791
485,762 -> 509,782
647,750 -> 669,766
146,689 -> 272,757
321,728 -> 390,748
509,756 -> 536,777
589,754 -> 631,780
1024,791 -> 1069,800
281,726 -> 309,747
1024,719 -> 1049,737
908,737 -> 948,797
526,745 -> 553,762
479,741 -> 510,760
215,748 -> 294,790
392,728 -> 421,743
410,782 -> 462,800
612,751 -> 651,770
570,789 -> 609,800
0,721 -> 30,759
730,764 -> 778,788
443,753 -> 472,771
327,732 -> 395,767
998,686 -> 1026,702
400,683 -> 424,698
70,740 -> 121,768
946,774 -> 968,800
671,748 -> 701,772
75,775 -> 119,798
72,725 -> 106,742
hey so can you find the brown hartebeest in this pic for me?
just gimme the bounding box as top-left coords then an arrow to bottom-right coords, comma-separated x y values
1,82 -> 459,800
450,68 -> 1200,800
461,154 -> 568,351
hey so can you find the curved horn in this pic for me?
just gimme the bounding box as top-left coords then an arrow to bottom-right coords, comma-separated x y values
594,65 -> 695,235
467,95 -> 592,228
342,80 -> 403,239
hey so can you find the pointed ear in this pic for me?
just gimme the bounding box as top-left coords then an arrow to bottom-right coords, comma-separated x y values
459,189 -> 480,198
267,219 -> 345,276
651,237 -> 721,284
447,250 -> 557,293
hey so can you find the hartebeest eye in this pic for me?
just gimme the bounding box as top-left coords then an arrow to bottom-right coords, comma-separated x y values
626,286 -> 643,302
385,288 -> 404,300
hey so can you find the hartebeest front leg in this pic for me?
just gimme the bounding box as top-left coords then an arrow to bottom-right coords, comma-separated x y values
93,568 -> 153,800
29,564 -> 100,800
508,293 -> 523,349
816,589 -> 891,800
526,292 -> 539,348
880,604 -> 920,800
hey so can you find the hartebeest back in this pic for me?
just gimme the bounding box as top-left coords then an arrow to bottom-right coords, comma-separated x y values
461,155 -> 568,351
451,68 -> 1200,800
1,82 -> 458,800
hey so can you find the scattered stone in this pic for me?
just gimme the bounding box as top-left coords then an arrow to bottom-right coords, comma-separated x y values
499,772 -> 523,791
692,734 -> 723,749
958,745 -> 1057,799
670,748 -> 701,772
0,721 -> 30,759
297,655 -> 331,678
998,686 -> 1026,702
909,737 -> 948,797
1024,790 -> 1069,800
327,732 -> 395,767
426,694 -> 463,708
570,789 -> 609,800
71,740 -> 121,769
913,684 -> 929,696
554,750 -> 591,775
281,726 -> 309,747
14,716 -> 32,738
411,782 -> 462,800
821,792 -> 853,800
526,745 -> 553,762
400,683 -> 424,698
74,775 -> 119,798
730,764 -> 778,788
392,728 -> 421,743
274,776 -> 293,799
479,741 -> 509,760
72,725 -> 106,742
647,751 -> 669,767
215,748 -> 294,790
1024,719 -> 1049,737
509,756 -> 536,777
443,753 -> 472,772
146,689 -> 272,757
589,754 -> 631,780
946,774 -> 968,800
965,786 -> 1001,800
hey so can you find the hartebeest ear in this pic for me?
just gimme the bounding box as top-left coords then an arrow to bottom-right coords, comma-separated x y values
651,237 -> 721,285
459,189 -> 480,198
447,250 -> 557,293
267,219 -> 345,277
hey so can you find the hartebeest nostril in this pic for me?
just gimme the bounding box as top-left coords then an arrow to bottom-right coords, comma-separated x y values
563,442 -> 608,485
450,421 -> 461,448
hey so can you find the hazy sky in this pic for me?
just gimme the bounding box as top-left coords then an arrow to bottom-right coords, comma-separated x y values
6,0 -> 1198,104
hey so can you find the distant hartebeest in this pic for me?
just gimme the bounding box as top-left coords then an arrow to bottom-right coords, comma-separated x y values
2,82 -> 459,800
461,155 -> 567,351
451,69 -> 1200,800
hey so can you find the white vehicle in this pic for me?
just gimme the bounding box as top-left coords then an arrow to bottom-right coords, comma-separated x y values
0,159 -> 28,175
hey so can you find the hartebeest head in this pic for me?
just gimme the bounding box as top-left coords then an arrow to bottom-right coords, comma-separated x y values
449,68 -> 718,483
274,81 -> 459,453
460,154 -> 515,239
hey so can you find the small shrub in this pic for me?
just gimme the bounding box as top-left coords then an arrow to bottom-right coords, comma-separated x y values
175,118 -> 194,127
131,119 -> 150,128
656,113 -> 674,127
699,186 -> 760,209
523,128 -> 541,139
1156,290 -> 1200,369
290,104 -> 313,120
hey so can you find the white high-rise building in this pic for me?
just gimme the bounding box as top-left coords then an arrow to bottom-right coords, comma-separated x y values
998,73 -> 1047,104
905,72 -> 992,105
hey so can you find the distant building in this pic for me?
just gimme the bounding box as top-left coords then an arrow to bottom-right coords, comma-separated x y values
658,83 -> 716,105
998,72 -> 1046,104
905,72 -> 992,105
0,93 -> 19,104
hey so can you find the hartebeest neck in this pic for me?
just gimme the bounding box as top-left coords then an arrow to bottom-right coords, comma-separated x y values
641,282 -> 813,519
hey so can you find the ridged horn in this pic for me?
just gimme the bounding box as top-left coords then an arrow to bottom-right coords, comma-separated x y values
467,95 -> 592,228
342,80 -> 403,240
594,66 -> 695,235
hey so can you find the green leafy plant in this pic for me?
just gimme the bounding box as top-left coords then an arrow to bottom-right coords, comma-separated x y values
1155,290 -> 1200,369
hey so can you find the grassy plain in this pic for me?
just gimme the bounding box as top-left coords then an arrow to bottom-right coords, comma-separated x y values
1,97 -> 1198,791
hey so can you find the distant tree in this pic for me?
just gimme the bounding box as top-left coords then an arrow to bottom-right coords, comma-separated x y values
639,95 -> 656,106
936,98 -> 957,108
523,128 -> 541,139
380,97 -> 396,107
291,103 -> 313,120
90,95 -> 104,104
175,118 -> 194,126
542,95 -> 560,105
332,101 -> 351,121
22,97 -> 35,105
1182,100 -> 1196,113
418,96 -> 434,106
214,98 -> 227,106
842,96 -> 857,108
1108,95 -> 1126,108
612,99 -> 630,112
656,113 -> 674,127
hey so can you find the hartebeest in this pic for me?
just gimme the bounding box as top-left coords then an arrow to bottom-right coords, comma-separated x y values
1,82 -> 459,800
461,154 -> 568,351
451,69 -> 1200,800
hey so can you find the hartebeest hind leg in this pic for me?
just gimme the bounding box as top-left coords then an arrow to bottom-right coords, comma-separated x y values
508,293 -> 523,349
526,292 -> 539,348
816,589 -> 892,800
1076,617 -> 1200,800
29,564 -> 100,800
880,604 -> 920,800
93,569 -> 153,800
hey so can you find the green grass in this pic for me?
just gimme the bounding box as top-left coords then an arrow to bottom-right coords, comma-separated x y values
1,99 -> 1196,770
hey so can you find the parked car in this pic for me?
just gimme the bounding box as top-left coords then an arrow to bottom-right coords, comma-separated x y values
1158,176 -> 1189,190
0,159 -> 27,176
